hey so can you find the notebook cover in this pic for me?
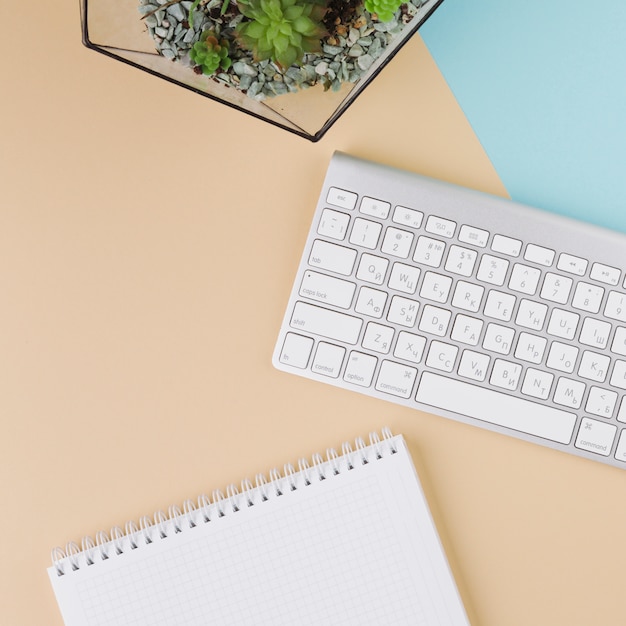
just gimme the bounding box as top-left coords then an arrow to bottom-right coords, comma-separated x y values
421,0 -> 626,233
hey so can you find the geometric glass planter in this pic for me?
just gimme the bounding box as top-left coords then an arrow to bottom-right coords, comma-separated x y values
80,0 -> 443,141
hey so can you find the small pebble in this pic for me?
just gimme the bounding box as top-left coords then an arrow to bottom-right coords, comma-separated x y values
167,4 -> 185,21
183,28 -> 197,43
232,61 -> 257,76
357,54 -> 374,71
322,45 -> 343,56
347,44 -> 364,57
315,61 -> 328,75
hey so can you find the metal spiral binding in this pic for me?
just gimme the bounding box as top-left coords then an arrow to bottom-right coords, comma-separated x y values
50,427 -> 396,576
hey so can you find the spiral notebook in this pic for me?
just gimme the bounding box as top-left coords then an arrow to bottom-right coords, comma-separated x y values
48,430 -> 470,625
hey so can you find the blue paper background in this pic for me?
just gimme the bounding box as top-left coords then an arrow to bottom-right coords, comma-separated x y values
421,0 -> 626,233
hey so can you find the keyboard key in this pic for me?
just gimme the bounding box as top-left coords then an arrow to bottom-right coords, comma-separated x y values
415,372 -> 577,444
318,208 -> 350,240
419,271 -> 452,303
387,296 -> 419,327
490,359 -> 522,391
388,263 -> 420,294
604,291 -> 626,322
392,205 -> 423,229
451,314 -> 483,345
393,331 -> 426,364
590,262 -> 620,286
609,360 -> 626,390
579,318 -> 611,349
521,368 -> 554,400
554,377 -> 586,409
483,290 -> 515,321
491,234 -> 522,257
299,271 -> 356,309
349,218 -> 382,249
279,333 -> 314,368
327,187 -> 357,210
615,431 -> 626,463
540,272 -> 573,304
375,360 -> 418,398
546,308 -> 579,340
418,305 -> 451,336
482,323 -> 514,354
360,196 -> 390,219
355,286 -> 387,318
524,243 -> 555,266
458,224 -> 489,248
290,302 -> 362,344
546,341 -> 579,373
572,282 -> 605,313
515,299 -> 548,330
457,350 -> 490,381
309,240 -> 357,276
557,252 -> 588,276
508,263 -> 541,295
578,351 -> 610,383
361,322 -> 394,354
413,236 -> 446,267
425,215 -> 456,238
381,227 -> 414,258
611,327 -> 626,356
343,351 -> 377,387
477,254 -> 509,286
451,281 -> 484,312
585,386 -> 617,418
425,341 -> 458,372
444,245 -> 477,277
356,253 -> 389,285
514,332 -> 547,364
312,342 -> 346,378
575,418 -> 616,457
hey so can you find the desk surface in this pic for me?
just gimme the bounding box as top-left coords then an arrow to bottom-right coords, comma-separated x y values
2,2 -> 625,625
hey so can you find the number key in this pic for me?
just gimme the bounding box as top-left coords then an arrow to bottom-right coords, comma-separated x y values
381,227 -> 414,258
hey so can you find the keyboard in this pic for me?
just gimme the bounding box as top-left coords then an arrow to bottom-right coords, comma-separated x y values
273,152 -> 626,470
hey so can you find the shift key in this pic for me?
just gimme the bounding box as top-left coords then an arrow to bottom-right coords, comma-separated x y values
290,301 -> 362,344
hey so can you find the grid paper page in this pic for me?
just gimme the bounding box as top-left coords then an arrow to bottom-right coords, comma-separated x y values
49,436 -> 470,625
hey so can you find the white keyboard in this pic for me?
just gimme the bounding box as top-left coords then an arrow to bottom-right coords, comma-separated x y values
273,152 -> 626,470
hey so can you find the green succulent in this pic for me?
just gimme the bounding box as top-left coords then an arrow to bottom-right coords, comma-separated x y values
189,31 -> 232,75
236,0 -> 328,69
364,0 -> 403,22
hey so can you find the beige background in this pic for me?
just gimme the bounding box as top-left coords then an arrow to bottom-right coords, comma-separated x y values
2,1 -> 625,625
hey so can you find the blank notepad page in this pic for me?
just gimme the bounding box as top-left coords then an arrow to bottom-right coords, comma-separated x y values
48,433 -> 470,625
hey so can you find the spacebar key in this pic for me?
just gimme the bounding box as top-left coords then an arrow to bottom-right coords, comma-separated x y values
290,301 -> 362,344
415,373 -> 577,444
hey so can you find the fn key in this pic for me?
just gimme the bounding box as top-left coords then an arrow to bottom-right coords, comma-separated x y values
279,333 -> 314,369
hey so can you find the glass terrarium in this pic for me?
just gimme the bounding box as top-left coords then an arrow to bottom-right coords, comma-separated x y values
80,0 -> 443,141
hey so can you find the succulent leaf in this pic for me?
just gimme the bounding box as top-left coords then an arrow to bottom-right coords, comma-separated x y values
294,15 -> 316,35
284,5 -> 303,19
236,0 -> 328,69
364,0 -> 404,22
